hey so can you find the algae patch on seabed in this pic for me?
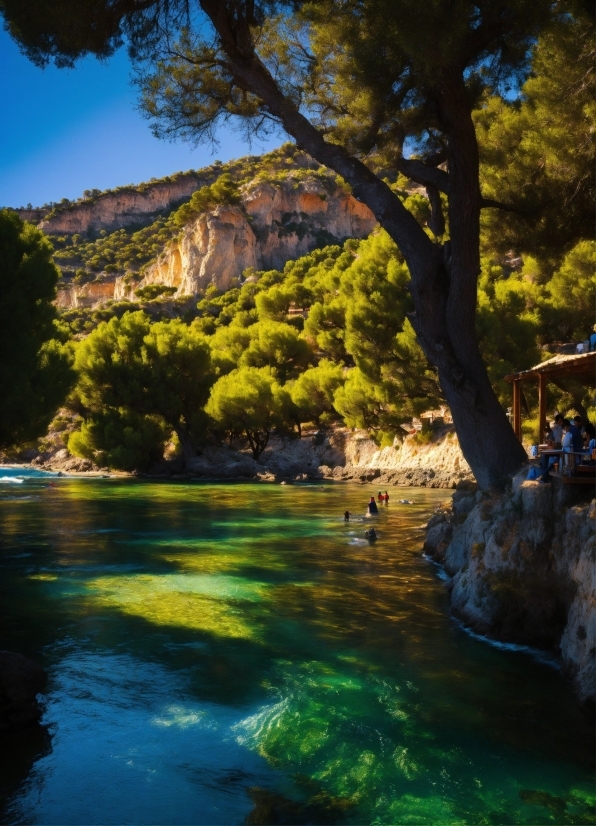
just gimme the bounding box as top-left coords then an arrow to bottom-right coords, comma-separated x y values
83,573 -> 268,639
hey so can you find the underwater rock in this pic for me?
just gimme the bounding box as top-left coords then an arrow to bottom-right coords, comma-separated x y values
0,651 -> 47,731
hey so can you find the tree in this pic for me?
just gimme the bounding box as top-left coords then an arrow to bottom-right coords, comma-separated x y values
289,360 -> 345,431
69,409 -> 169,472
74,312 -> 214,461
4,0 -> 583,486
477,11 -> 595,265
0,209 -> 74,449
241,320 -> 314,382
205,366 -> 290,458
544,241 -> 596,342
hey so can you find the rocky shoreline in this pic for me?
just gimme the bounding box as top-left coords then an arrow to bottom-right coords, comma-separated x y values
5,424 -> 473,489
423,473 -> 595,709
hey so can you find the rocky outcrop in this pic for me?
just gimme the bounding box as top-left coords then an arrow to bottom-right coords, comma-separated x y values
329,426 -> 472,487
56,275 -> 120,310
424,473 -> 596,707
182,425 -> 472,489
129,205 -> 259,297
38,175 -> 208,237
0,651 -> 47,731
56,177 -> 377,308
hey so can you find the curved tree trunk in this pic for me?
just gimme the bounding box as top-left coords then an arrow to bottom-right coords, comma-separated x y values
199,1 -> 528,487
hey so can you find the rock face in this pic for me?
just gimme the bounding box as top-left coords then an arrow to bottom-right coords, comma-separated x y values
332,426 -> 472,487
183,425 -> 472,489
56,177 -> 377,308
38,175 -> 207,237
425,473 -> 596,707
0,651 -> 47,731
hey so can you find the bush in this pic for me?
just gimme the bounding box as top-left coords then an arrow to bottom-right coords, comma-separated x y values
135,284 -> 177,301
69,409 -> 169,471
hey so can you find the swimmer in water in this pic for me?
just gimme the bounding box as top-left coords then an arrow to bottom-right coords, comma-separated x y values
384,490 -> 389,504
365,527 -> 377,541
344,510 -> 351,522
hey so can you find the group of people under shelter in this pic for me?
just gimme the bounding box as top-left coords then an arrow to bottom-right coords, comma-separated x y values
575,324 -> 596,354
539,413 -> 596,482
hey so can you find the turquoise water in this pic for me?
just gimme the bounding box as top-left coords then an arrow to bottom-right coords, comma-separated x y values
0,475 -> 593,825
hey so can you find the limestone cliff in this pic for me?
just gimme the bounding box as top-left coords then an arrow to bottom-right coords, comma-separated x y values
424,475 -> 595,706
38,174 -> 208,237
134,178 -> 375,297
57,177 -> 377,308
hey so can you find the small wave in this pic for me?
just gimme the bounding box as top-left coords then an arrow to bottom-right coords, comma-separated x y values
454,619 -> 560,668
0,476 -> 24,484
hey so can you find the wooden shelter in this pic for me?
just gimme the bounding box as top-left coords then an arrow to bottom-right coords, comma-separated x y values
504,352 -> 596,441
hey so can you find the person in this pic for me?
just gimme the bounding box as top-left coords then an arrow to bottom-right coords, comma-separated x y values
590,325 -> 596,353
561,420 -> 573,462
368,496 -> 379,515
377,491 -> 383,503
344,510 -> 351,522
551,414 -> 564,449
540,416 -> 569,483
570,416 -> 584,453
582,423 -> 596,462
365,527 -> 377,541
384,490 -> 390,504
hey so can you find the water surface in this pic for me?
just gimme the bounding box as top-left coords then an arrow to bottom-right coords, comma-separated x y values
0,476 -> 593,825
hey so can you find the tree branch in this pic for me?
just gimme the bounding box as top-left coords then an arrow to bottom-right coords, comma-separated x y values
480,197 -> 529,214
198,0 -> 437,275
393,157 -> 449,193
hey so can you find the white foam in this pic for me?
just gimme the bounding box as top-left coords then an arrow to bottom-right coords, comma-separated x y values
0,476 -> 24,484
454,619 -> 560,668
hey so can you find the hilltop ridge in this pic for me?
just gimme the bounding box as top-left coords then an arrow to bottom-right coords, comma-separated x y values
41,145 -> 378,309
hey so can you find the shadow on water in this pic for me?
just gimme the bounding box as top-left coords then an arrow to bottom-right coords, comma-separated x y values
0,476 -> 593,824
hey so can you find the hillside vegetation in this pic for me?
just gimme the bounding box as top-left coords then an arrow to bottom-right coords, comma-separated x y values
3,11 -> 594,474
47,144 -> 346,285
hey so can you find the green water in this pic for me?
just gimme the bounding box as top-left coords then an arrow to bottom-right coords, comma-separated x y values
0,474 -> 593,825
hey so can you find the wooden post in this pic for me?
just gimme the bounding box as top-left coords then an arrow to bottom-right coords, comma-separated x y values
513,380 -> 521,441
538,373 -> 547,444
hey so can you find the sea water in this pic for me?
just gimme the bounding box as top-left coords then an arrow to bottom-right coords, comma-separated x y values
0,476 -> 593,825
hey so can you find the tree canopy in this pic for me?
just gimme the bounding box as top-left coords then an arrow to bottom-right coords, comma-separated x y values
2,0 -> 593,485
0,209 -> 74,450
71,312 -> 214,466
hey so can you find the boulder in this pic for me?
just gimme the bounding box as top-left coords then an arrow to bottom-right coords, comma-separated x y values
0,651 -> 47,731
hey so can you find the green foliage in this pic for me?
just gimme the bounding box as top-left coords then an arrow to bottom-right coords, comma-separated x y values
476,258 -> 542,404
206,366 -> 290,459
477,10 -> 595,264
134,284 -> 177,301
73,312 -> 213,463
171,174 -> 240,227
69,409 -> 169,471
333,368 -> 387,432
289,360 -> 346,428
0,209 -> 74,449
543,241 -> 596,341
241,320 -> 314,383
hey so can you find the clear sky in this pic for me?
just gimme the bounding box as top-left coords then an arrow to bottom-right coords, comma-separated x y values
0,28 -> 283,209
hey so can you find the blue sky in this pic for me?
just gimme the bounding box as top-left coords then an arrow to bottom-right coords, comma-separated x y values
0,29 -> 283,208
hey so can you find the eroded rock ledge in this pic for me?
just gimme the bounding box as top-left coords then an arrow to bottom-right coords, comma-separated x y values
424,474 -> 595,707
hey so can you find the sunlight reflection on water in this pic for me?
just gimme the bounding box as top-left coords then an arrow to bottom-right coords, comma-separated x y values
0,478 -> 593,825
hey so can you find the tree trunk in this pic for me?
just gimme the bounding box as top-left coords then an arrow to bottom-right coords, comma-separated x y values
173,425 -> 197,461
201,4 -> 528,487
